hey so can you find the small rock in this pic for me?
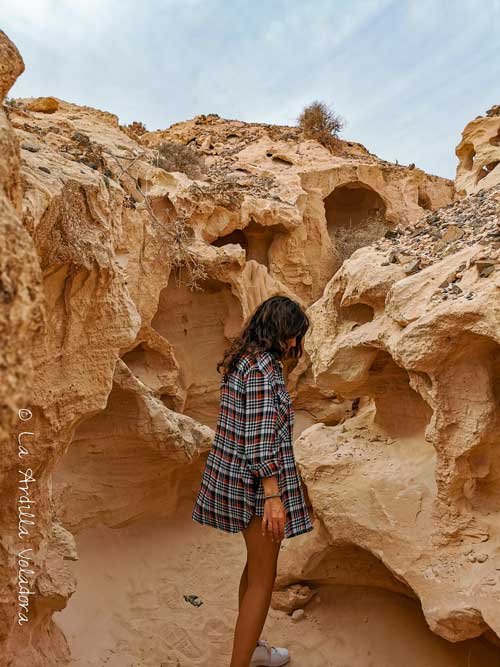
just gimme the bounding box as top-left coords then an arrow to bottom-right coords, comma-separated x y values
291,609 -> 305,621
435,239 -> 448,251
200,135 -> 212,151
388,249 -> 399,263
183,594 -> 203,607
21,142 -> 40,152
272,153 -> 294,165
404,258 -> 421,274
474,258 -> 495,269
72,131 -> 91,145
25,96 -> 59,113
479,265 -> 495,277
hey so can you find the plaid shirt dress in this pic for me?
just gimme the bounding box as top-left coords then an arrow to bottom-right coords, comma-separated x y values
191,349 -> 314,539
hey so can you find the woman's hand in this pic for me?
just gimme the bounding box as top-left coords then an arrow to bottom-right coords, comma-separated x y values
262,496 -> 286,542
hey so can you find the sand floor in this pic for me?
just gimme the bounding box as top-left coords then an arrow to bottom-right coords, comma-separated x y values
55,499 -> 500,666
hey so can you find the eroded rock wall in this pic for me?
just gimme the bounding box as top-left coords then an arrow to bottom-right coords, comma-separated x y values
2,27 -> 500,666
456,104 -> 500,195
281,184 -> 500,645
0,31 -> 50,666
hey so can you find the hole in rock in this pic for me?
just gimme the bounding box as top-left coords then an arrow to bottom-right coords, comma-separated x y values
304,584 -> 500,665
413,370 -> 433,391
367,351 -> 433,439
489,129 -> 500,147
324,181 -> 389,260
52,381 -> 202,535
121,342 -> 175,396
211,227 -> 248,253
456,142 -> 476,171
477,161 -> 500,182
150,194 -> 177,224
280,542 -> 500,663
339,303 -> 375,326
301,542 -> 416,596
151,273 -> 242,427
418,188 -> 433,210
211,218 -> 282,268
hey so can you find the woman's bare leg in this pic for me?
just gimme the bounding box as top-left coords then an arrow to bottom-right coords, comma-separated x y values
238,562 -> 260,650
238,561 -> 248,611
230,515 -> 281,667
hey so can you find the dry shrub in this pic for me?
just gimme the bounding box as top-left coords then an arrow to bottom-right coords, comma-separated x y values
153,141 -> 207,180
121,120 -> 147,140
333,212 -> 389,260
298,100 -> 345,151
103,147 -> 209,292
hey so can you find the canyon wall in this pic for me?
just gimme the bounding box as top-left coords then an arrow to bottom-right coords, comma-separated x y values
1,28 -> 499,666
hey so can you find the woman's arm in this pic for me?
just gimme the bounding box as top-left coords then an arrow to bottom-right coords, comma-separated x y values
244,365 -> 285,540
243,366 -> 282,483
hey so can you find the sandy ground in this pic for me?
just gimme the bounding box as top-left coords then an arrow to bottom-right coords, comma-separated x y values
55,499 -> 500,667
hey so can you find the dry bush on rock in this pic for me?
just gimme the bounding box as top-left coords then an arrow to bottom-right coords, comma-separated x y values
298,100 -> 345,151
153,141 -> 207,180
121,120 -> 147,140
333,212 -> 390,260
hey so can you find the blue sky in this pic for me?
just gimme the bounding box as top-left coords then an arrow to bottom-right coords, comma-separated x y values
2,0 -> 499,178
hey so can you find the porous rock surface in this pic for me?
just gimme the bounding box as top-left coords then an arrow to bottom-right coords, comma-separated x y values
456,104 -> 500,195
278,183 -> 500,645
1,27 -> 499,665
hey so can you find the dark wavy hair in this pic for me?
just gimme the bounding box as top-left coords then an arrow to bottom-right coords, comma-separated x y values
217,295 -> 309,378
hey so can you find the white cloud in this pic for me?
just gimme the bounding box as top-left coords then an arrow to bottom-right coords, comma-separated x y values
1,0 -> 498,177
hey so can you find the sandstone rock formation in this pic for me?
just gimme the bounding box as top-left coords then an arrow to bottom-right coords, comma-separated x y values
0,30 -> 49,666
278,187 -> 500,645
456,104 -> 500,195
1,26 -> 500,666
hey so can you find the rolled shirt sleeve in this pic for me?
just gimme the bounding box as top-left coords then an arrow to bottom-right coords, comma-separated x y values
243,366 -> 282,479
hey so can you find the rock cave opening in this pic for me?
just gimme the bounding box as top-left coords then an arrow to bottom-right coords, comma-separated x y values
366,350 -> 433,440
323,181 -> 389,259
418,188 -> 433,210
299,542 -> 417,596
151,273 -> 242,427
278,543 -> 500,663
121,342 -> 176,400
456,142 -> 476,171
489,128 -> 500,147
339,302 -> 375,327
211,218 -> 282,268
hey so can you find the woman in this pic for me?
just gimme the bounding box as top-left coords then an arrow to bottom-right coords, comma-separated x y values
192,295 -> 314,667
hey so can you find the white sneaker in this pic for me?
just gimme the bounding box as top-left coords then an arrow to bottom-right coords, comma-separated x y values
250,638 -> 290,666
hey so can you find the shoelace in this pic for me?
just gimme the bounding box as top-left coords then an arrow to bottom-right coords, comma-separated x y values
258,639 -> 277,652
